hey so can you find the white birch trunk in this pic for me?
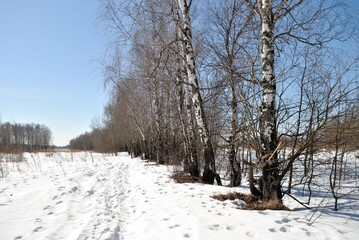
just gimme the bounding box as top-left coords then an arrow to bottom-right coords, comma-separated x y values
174,1 -> 199,177
259,0 -> 280,202
177,0 -> 219,184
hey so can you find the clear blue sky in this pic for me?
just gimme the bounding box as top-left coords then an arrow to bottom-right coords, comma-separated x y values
0,0 -> 108,146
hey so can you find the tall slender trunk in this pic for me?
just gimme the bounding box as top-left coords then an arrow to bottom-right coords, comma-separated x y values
119,88 -> 149,160
175,56 -> 198,175
177,0 -> 220,184
153,84 -> 164,164
184,81 -> 200,177
228,80 -> 241,186
175,67 -> 190,170
173,3 -> 199,177
259,0 -> 281,202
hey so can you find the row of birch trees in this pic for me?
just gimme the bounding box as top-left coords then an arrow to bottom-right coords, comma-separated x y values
0,122 -> 52,152
70,0 -> 358,205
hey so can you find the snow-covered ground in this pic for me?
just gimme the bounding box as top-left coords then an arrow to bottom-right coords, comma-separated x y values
0,151 -> 358,240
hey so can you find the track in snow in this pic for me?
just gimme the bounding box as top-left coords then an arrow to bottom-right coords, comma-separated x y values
0,153 -> 131,240
1,152 -> 358,240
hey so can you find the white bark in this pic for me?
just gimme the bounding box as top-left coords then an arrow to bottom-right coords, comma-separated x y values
177,0 -> 218,182
177,0 -> 210,148
259,0 -> 277,159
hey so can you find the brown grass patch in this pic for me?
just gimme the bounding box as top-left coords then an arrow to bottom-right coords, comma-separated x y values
244,199 -> 289,211
212,192 -> 257,204
171,171 -> 203,184
212,192 -> 289,211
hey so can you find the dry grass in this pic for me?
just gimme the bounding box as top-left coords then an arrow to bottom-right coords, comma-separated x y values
212,192 -> 289,211
171,170 -> 203,184
244,199 -> 289,211
212,192 -> 257,204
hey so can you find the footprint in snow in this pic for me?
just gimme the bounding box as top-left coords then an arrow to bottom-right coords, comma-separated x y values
257,211 -> 268,215
69,186 -> 79,193
32,226 -> 44,233
226,225 -> 234,230
169,224 -> 180,229
281,218 -> 291,223
275,218 -> 290,224
85,190 -> 95,196
245,231 -> 255,238
43,205 -> 52,211
184,233 -> 191,238
209,224 -> 233,231
209,224 -> 221,231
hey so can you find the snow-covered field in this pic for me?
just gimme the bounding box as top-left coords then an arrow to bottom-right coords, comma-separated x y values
0,151 -> 358,240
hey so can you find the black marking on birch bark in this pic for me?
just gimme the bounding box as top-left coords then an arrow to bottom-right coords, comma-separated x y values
178,0 -> 219,184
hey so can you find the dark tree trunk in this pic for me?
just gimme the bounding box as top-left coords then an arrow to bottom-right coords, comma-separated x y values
248,164 -> 262,198
262,163 -> 281,201
228,79 -> 241,187
228,137 -> 241,186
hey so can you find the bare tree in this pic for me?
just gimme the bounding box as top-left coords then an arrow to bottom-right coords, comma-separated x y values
240,0 -> 358,205
176,0 -> 221,185
203,0 -> 258,186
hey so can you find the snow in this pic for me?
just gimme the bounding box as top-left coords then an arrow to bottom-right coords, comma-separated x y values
0,151 -> 358,240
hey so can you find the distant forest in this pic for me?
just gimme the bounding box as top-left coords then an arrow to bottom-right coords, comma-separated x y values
0,122 -> 52,152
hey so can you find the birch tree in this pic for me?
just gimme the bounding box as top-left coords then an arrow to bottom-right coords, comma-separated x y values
176,0 -> 221,184
242,0 -> 357,205
172,12 -> 200,176
242,0 -> 289,202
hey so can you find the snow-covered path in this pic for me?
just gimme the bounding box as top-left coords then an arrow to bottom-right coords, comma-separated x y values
1,152 -> 358,240
0,152 -> 129,239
